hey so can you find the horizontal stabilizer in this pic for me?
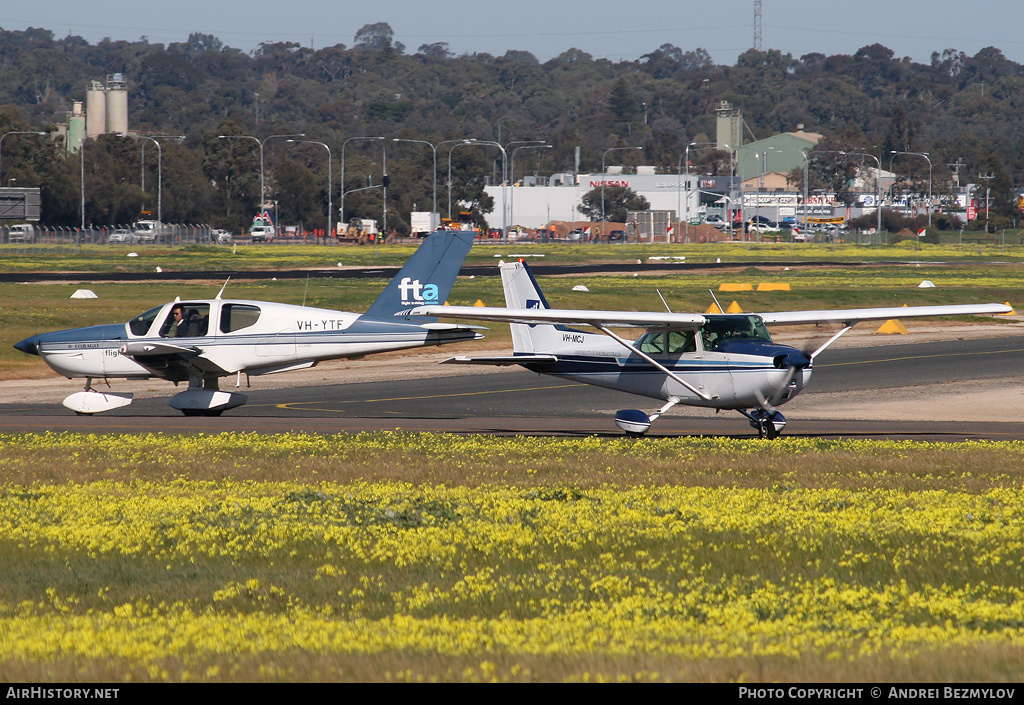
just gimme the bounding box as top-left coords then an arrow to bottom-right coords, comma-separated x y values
417,322 -> 488,331
441,354 -> 558,366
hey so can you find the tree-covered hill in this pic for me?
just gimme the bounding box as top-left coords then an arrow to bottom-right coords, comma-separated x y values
1,25 -> 1021,231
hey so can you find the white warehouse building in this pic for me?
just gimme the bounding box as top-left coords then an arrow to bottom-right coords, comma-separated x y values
483,171 -> 737,231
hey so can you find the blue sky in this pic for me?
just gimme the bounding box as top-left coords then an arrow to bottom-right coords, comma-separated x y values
6,0 -> 1024,65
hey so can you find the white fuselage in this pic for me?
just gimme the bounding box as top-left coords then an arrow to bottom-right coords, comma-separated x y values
35,298 -> 472,382
527,328 -> 811,410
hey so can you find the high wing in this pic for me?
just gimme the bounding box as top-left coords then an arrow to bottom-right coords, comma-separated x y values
407,303 -> 1011,329
402,304 -> 706,329
759,303 -> 1013,325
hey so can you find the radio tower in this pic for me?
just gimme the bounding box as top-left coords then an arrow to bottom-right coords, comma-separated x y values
753,1 -> 763,51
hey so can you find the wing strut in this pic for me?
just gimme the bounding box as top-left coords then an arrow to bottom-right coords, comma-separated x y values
595,324 -> 713,401
810,324 -> 855,360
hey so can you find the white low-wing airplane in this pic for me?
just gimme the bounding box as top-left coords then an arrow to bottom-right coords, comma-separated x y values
401,259 -> 1013,438
14,230 -> 481,416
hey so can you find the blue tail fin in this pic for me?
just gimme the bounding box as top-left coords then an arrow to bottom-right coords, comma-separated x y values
362,230 -> 475,319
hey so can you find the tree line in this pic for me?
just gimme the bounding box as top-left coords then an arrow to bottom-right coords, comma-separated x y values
0,24 -> 1021,233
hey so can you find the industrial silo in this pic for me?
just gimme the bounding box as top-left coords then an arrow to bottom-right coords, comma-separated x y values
67,101 -> 85,153
85,81 -> 106,139
105,74 -> 128,135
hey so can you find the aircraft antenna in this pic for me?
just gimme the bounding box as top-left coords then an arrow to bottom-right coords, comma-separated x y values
656,289 -> 673,313
708,289 -> 723,312
215,277 -> 232,300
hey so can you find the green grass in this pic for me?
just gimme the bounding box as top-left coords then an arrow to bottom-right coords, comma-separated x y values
4,237 -> 1024,273
4,263 -> 1021,379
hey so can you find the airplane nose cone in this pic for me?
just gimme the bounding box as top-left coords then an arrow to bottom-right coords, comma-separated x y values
13,335 -> 40,356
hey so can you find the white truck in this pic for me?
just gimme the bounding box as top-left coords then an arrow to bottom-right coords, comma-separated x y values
133,220 -> 161,242
410,211 -> 440,238
7,223 -> 36,242
250,224 -> 275,242
249,214 -> 276,242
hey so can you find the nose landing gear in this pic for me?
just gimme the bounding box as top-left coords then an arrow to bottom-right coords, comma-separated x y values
741,409 -> 787,439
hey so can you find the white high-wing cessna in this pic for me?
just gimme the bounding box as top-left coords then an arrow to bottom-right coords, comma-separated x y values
14,230 -> 480,416
402,259 -> 1013,438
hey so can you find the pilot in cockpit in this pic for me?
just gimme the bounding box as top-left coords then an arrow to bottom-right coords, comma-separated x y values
163,304 -> 186,337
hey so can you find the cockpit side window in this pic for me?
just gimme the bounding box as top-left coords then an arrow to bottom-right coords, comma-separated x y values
667,330 -> 696,354
636,331 -> 665,354
159,303 -> 211,338
128,305 -> 164,337
636,329 -> 698,355
220,304 -> 261,333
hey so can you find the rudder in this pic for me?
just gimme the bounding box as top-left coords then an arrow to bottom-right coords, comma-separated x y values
499,260 -> 564,354
363,230 -> 475,319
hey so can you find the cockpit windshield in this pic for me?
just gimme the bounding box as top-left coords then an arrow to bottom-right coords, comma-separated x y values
128,305 -> 164,336
700,315 -> 772,351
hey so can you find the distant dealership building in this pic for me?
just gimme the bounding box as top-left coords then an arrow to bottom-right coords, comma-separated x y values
484,170 -> 738,231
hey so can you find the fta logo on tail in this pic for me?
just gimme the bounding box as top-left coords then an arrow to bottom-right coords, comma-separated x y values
398,277 -> 439,305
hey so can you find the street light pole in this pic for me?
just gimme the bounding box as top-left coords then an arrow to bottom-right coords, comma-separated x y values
138,135 -> 184,230
767,145 -> 809,238
139,137 -> 162,228
679,141 -> 721,242
601,146 -> 642,240
218,132 -> 305,218
509,143 -> 551,238
447,139 -> 477,220
340,136 -> 384,227
461,140 -> 507,239
842,151 -> 883,242
392,138 -> 439,219
890,150 -> 932,227
289,140 -> 332,240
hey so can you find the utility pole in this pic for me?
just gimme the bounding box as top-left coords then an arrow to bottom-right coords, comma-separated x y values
947,158 -> 964,190
978,173 -> 994,232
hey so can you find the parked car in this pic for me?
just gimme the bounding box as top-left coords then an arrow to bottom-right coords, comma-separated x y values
746,215 -> 779,232
607,229 -> 626,242
7,223 -> 36,242
213,229 -> 232,244
107,228 -> 135,243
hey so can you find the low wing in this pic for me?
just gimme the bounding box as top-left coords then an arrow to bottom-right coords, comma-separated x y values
120,341 -> 201,357
760,303 -> 1013,326
120,340 -> 230,379
404,304 -> 706,330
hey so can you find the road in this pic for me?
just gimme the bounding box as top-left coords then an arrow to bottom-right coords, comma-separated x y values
0,335 -> 1021,440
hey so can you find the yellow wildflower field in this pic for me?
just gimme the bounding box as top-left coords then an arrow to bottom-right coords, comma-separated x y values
1,432 -> 1023,682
